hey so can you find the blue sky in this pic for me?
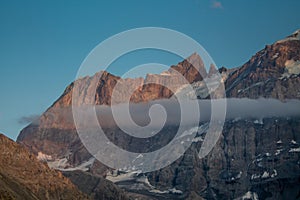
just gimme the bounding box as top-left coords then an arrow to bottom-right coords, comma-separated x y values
0,0 -> 300,140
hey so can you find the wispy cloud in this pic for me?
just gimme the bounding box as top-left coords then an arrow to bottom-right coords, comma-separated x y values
211,0 -> 223,9
18,114 -> 40,125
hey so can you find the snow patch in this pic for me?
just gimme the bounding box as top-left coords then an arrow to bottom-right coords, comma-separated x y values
106,170 -> 142,183
251,174 -> 260,180
175,74 -> 223,99
257,60 -> 262,66
150,187 -> 183,195
60,157 -> 95,172
251,170 -> 277,180
132,154 -> 143,163
178,126 -> 199,139
261,171 -> 269,178
232,117 -> 242,122
47,157 -> 95,172
192,136 -> 203,143
48,158 -> 69,169
160,71 -> 171,76
285,60 -> 300,75
149,189 -> 168,194
168,188 -> 183,194
237,82 -> 264,94
237,191 -> 259,200
291,140 -> 298,145
276,140 -> 283,144
177,124 -> 208,143
237,171 -> 243,179
136,175 -> 154,189
275,149 -> 283,156
254,119 -> 263,125
271,169 -> 277,178
289,147 -> 300,153
272,53 -> 279,59
265,152 -> 271,157
37,152 -> 52,162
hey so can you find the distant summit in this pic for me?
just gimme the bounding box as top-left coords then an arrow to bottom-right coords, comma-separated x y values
276,29 -> 300,43
288,29 -> 300,39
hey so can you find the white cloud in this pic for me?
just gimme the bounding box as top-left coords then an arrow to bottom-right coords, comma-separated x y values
40,98 -> 300,129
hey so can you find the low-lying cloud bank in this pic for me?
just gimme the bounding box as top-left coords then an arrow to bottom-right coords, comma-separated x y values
28,98 -> 300,129
213,98 -> 300,120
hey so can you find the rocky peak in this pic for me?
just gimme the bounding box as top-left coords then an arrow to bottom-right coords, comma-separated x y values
51,53 -> 207,108
208,64 -> 218,77
226,30 -> 300,99
287,29 -> 300,39
273,29 -> 300,44
169,52 -> 207,83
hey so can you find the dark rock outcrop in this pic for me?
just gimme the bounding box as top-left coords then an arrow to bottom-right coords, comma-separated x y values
0,133 -> 88,200
62,170 -> 129,200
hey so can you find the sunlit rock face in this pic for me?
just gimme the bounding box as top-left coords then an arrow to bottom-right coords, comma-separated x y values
226,33 -> 300,100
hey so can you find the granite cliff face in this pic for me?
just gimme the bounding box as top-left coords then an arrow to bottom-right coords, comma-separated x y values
16,30 -> 300,199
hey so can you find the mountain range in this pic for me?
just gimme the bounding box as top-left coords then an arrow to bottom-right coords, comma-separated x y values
1,30 -> 300,199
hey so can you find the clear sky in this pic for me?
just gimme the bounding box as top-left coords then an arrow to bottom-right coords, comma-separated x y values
0,0 -> 300,140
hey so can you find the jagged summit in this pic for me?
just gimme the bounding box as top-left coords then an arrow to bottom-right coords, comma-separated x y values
288,29 -> 300,39
185,52 -> 202,63
276,29 -> 300,43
